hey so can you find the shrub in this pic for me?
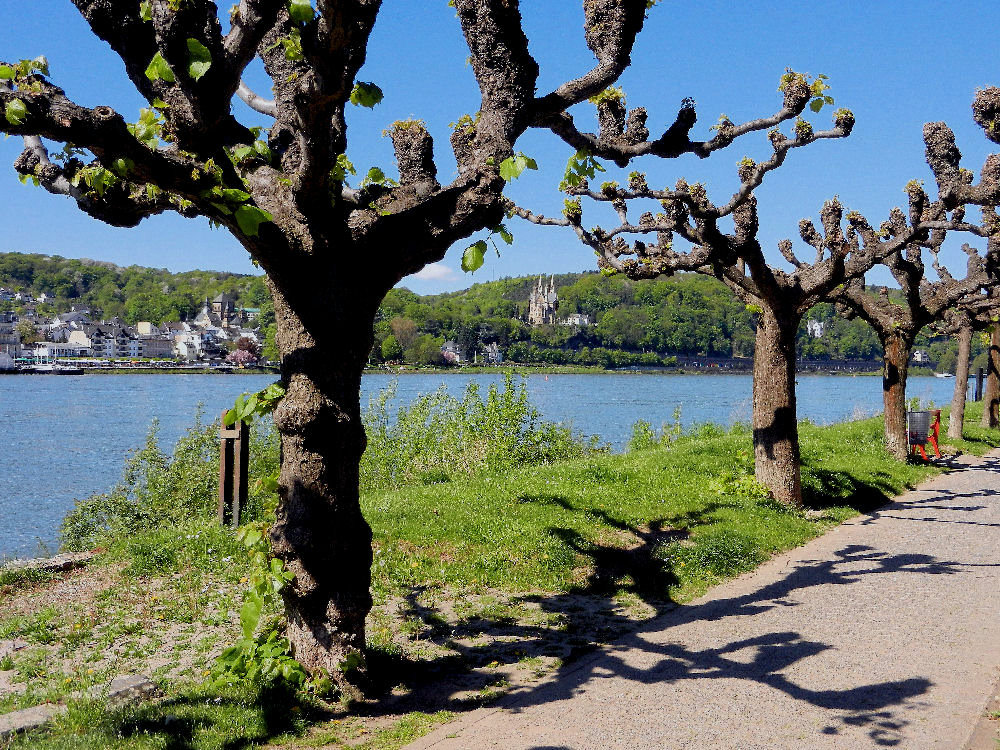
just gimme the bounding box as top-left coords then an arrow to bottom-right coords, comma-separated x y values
360,374 -> 593,491
61,408 -> 279,551
61,376 -> 589,550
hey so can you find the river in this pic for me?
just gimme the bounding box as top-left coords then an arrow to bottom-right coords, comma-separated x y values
1,372 -> 965,561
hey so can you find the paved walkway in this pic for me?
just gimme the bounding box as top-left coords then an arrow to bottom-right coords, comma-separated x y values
408,451 -> 1000,750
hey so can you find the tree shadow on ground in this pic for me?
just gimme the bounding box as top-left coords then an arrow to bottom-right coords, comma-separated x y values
802,467 -> 904,512
110,683 -> 306,750
104,458 -> 999,748
360,489 -> 994,748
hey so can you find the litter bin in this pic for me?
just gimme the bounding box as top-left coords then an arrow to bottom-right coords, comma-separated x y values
907,410 -> 931,447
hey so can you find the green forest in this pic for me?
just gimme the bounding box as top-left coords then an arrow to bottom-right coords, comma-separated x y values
373,272 -> 977,370
0,252 -> 270,325
0,252 -> 981,370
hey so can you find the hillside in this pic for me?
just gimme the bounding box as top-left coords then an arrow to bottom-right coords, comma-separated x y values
378,271 -> 914,367
0,252 -> 978,370
0,252 -> 268,325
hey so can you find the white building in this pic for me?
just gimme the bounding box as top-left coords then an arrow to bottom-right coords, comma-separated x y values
562,312 -> 592,327
32,341 -> 92,358
806,319 -> 826,338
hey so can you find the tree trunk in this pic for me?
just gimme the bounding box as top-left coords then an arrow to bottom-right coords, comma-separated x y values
752,305 -> 803,507
948,324 -> 972,440
882,331 -> 913,460
267,274 -> 377,684
981,325 -> 1000,429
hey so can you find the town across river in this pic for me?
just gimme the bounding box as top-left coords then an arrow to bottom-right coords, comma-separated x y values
1,373 -> 966,561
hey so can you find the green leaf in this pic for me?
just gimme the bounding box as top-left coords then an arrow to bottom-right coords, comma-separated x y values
4,99 -> 28,126
253,140 -> 272,161
288,0 -> 315,22
221,188 -> 251,202
280,28 -> 304,61
235,204 -> 273,237
139,0 -> 152,20
110,157 -> 134,177
493,223 -> 514,245
330,153 -> 356,181
362,166 -> 387,186
260,472 -> 279,493
240,595 -> 263,639
145,51 -> 175,83
809,98 -> 824,113
461,240 -> 488,273
186,38 -> 212,81
499,152 -> 537,181
231,145 -> 253,163
31,56 -> 48,76
223,408 -> 238,427
350,81 -> 384,108
0,65 -> 14,80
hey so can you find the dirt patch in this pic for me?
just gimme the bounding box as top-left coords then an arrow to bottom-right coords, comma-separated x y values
0,564 -> 118,621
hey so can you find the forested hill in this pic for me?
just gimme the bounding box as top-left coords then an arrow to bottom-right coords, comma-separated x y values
0,252 -> 268,324
375,270 -> 906,367
0,252 -> 970,368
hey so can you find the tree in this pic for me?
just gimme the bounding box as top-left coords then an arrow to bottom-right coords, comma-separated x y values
981,324 -> 1000,429
15,319 -> 39,345
935,288 -> 1000,439
832,232 -> 997,459
512,101 -> 994,505
235,335 -> 261,356
226,347 -> 258,366
379,333 -> 401,361
0,0 -> 685,681
388,317 -> 418,354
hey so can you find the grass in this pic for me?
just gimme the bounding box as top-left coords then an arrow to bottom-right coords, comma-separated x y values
2,399 -> 997,749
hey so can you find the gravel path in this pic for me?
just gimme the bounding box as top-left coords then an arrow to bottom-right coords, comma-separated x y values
407,451 -> 1000,750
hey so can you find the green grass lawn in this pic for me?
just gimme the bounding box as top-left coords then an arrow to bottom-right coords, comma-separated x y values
3,402 -> 997,750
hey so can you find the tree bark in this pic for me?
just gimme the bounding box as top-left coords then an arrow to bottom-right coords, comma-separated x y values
752,305 -> 803,507
948,324 -> 973,439
266,273 -> 378,683
882,331 -> 913,460
982,325 -> 1000,429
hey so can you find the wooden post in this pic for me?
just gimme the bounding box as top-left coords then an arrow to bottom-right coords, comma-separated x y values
219,411 -> 249,526
975,367 -> 985,402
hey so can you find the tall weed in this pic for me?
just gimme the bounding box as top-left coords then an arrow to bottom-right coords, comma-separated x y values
61,408 -> 279,551
61,376 -> 590,550
361,374 -> 593,491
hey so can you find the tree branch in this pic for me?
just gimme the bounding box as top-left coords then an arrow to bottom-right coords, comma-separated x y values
237,80 -> 278,116
532,0 -> 647,115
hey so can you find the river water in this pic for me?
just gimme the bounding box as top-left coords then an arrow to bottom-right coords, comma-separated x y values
1,372 -> 965,561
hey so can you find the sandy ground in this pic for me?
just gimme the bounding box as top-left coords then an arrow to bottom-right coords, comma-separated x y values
406,451 -> 1000,750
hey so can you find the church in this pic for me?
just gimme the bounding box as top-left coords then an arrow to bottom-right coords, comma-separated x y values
527,275 -> 559,325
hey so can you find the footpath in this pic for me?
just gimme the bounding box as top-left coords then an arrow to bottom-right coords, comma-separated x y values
407,451 -> 1000,750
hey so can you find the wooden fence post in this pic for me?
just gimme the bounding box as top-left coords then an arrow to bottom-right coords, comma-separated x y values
975,367 -> 985,402
219,410 -> 249,526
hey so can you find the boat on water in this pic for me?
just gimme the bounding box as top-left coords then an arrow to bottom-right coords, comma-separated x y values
934,372 -> 955,379
30,363 -> 85,375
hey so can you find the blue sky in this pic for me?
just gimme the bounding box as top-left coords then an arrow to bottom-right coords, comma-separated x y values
0,1 -> 997,294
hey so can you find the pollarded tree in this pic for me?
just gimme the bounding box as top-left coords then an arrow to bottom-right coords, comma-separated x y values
935,287 -> 1000,439
1,0 -> 852,679
831,218 -> 997,459
982,324 -> 1000,429
510,103 -> 989,506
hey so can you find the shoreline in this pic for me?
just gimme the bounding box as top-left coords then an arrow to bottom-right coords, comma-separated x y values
2,366 -> 934,377
365,365 -> 904,377
2,364 -> 953,378
1,367 -> 277,376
